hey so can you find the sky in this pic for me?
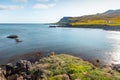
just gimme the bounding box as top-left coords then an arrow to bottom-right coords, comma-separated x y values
0,0 -> 120,23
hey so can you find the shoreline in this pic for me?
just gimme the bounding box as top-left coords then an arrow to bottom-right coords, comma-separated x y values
1,53 -> 120,80
1,50 -> 116,68
0,51 -> 114,68
50,25 -> 120,31
0,51 -> 119,69
3,51 -> 109,67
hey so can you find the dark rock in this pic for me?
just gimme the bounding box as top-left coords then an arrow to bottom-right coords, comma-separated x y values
5,63 -> 15,78
107,70 -> 114,76
1,59 -> 50,80
4,60 -> 32,79
6,63 -> 13,71
15,39 -> 22,43
91,66 -> 96,70
15,60 -> 31,74
96,59 -> 100,63
33,69 -> 43,80
7,35 -> 18,39
49,26 -> 57,28
113,64 -> 120,72
31,68 -> 48,80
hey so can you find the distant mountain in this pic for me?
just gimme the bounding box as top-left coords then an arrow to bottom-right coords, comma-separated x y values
103,9 -> 120,15
58,9 -> 120,26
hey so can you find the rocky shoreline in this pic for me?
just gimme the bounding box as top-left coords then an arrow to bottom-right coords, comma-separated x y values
1,52 -> 120,80
50,25 -> 120,31
0,52 -> 52,80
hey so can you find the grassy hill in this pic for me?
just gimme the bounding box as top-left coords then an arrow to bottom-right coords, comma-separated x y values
58,9 -> 120,26
30,53 -> 120,80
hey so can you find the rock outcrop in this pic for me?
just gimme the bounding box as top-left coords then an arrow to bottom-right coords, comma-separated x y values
7,35 -> 23,43
15,39 -> 23,43
0,68 -> 6,80
7,35 -> 18,39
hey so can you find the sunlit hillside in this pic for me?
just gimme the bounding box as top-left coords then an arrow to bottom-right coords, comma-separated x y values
58,9 -> 120,26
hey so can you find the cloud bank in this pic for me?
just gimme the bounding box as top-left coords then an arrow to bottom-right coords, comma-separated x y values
33,3 -> 55,9
11,0 -> 28,3
0,5 -> 24,10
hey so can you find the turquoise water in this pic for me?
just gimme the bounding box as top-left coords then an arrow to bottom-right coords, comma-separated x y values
0,24 -> 120,64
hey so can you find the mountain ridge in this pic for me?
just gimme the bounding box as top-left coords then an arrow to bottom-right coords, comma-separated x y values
57,9 -> 120,26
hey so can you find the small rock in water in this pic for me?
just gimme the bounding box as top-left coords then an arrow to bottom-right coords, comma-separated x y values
7,35 -> 18,39
15,38 -> 23,43
7,35 -> 23,43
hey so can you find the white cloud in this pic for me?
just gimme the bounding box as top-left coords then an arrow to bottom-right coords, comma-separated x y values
12,0 -> 28,3
0,5 -> 24,10
33,3 -> 55,9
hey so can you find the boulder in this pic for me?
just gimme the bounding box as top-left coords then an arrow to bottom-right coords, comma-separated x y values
16,75 -> 23,80
15,39 -> 22,43
7,35 -> 18,39
62,74 -> 70,80
113,64 -> 120,72
49,52 -> 55,57
0,68 -> 6,80
7,74 -> 17,80
31,69 -> 48,80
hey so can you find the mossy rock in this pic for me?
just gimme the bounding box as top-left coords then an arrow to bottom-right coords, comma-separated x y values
30,54 -> 120,80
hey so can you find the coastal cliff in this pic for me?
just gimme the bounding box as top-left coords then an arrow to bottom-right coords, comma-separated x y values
57,9 -> 120,27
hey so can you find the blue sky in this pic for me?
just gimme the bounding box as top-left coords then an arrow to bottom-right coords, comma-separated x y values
0,0 -> 120,23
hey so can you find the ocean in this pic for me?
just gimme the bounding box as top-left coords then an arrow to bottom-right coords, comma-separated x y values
0,24 -> 120,65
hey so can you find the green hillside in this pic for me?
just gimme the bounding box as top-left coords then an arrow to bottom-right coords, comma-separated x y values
58,9 -> 120,26
30,53 -> 120,80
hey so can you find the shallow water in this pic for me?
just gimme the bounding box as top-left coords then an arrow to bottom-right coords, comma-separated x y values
0,24 -> 120,64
